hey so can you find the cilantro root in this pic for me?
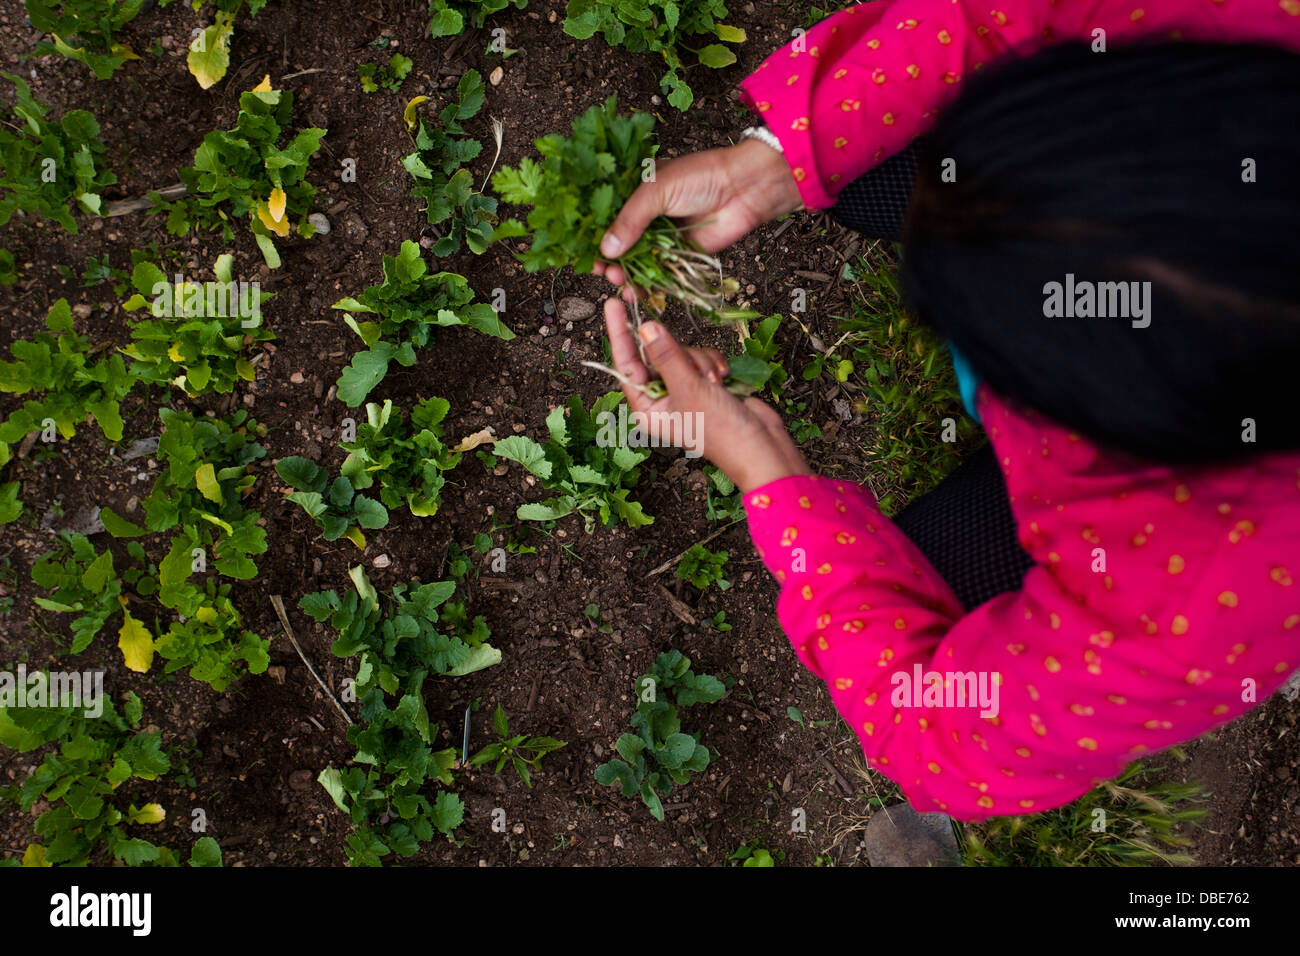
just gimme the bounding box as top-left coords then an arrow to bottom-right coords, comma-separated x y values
580,361 -> 759,399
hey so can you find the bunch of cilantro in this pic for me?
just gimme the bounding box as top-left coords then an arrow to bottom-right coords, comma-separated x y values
492,96 -> 754,324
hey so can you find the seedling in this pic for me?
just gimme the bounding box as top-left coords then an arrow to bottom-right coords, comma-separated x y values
677,543 -> 729,591
178,0 -> 273,90
593,650 -> 724,819
468,704 -> 567,787
332,240 -> 514,406
402,71 -> 503,255
340,397 -> 462,518
562,0 -> 746,111
0,249 -> 17,285
31,532 -> 137,657
121,254 -> 274,396
277,455 -> 389,550
358,53 -> 412,93
156,76 -> 325,268
493,391 -> 654,532
492,97 -> 756,325
24,0 -> 146,78
0,73 -> 115,232
583,603 -> 613,634
308,567 -> 497,865
428,0 -> 526,37
702,465 -> 743,523
730,842 -> 782,867
0,687 -> 221,866
0,299 -> 135,446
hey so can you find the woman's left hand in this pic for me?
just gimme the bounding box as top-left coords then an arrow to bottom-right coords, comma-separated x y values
604,297 -> 812,494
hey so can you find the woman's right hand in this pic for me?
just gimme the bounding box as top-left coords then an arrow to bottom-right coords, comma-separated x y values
593,137 -> 804,298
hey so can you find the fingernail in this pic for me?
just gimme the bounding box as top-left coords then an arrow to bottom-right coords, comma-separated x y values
601,232 -> 623,257
639,322 -> 661,344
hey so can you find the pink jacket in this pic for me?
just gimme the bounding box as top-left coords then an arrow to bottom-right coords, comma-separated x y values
738,1 -> 1300,819
739,0 -> 1300,210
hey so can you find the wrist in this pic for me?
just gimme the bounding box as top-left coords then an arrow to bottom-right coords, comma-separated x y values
731,138 -> 803,220
725,433 -> 814,494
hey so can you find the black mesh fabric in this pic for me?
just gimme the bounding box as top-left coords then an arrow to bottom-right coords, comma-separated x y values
891,444 -> 1036,611
824,142 -> 921,241
825,146 -> 1035,609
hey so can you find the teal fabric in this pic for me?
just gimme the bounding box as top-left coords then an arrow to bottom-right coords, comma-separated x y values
948,342 -> 982,424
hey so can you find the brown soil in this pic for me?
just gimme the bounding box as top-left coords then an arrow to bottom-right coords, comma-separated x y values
1,0 -> 1296,867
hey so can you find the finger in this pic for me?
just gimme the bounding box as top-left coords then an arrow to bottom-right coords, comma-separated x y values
604,299 -> 656,414
600,172 -> 675,259
743,396 -> 788,435
704,348 -> 728,380
638,321 -> 706,398
684,347 -> 725,384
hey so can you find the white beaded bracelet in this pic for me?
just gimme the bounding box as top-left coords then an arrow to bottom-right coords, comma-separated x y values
740,124 -> 784,154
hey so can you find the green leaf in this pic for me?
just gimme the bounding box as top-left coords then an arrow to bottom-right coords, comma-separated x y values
594,759 -> 638,798
492,436 -> 551,479
276,456 -> 325,491
614,733 -> 645,763
317,767 -> 350,811
656,732 -> 697,770
99,506 -> 146,538
445,642 -> 500,676
188,836 -> 223,867
697,44 -> 737,69
351,496 -> 389,529
429,791 -> 464,834
337,343 -> 397,407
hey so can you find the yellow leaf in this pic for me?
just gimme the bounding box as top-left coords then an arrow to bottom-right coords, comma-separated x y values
343,526 -> 366,550
404,96 -> 430,133
117,602 -> 154,674
110,42 -> 141,63
235,358 -> 256,382
22,844 -> 51,868
128,803 -> 166,825
256,201 -> 290,237
195,463 -> 224,505
451,427 -> 496,453
168,343 -> 185,362
268,186 -> 287,223
187,14 -> 235,90
195,606 -> 219,625
253,74 -> 273,93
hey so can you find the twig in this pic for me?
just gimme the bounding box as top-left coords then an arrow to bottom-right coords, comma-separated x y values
105,183 -> 186,217
281,68 -> 327,80
656,584 -> 697,626
647,519 -> 743,576
269,594 -> 353,727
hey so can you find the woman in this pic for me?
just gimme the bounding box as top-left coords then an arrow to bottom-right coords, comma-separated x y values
594,15 -> 1300,818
